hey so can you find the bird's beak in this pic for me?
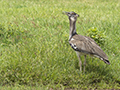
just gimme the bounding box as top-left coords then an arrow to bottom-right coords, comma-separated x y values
62,11 -> 68,15
76,14 -> 79,17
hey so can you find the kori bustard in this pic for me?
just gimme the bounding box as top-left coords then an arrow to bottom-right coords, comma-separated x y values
63,11 -> 110,72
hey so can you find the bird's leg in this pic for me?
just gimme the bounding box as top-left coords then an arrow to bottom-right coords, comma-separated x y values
78,55 -> 82,72
84,55 -> 86,72
76,52 -> 82,72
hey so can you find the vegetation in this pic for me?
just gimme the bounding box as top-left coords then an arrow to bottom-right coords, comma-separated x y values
0,0 -> 120,89
86,27 -> 107,46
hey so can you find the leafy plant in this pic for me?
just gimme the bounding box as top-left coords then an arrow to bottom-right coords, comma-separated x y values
86,27 -> 106,46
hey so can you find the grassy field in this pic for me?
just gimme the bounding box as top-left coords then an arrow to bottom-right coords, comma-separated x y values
0,0 -> 120,89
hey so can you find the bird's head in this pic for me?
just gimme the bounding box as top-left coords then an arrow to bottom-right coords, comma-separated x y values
63,11 -> 79,22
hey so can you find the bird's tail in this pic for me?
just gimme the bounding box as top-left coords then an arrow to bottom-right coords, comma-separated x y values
94,55 -> 110,65
103,59 -> 110,65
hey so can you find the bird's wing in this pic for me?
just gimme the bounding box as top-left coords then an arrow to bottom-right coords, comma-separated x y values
69,34 -> 109,64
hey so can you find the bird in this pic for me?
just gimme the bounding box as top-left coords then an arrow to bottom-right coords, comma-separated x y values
63,11 -> 110,72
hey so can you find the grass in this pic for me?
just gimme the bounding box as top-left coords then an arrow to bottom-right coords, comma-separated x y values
0,0 -> 120,89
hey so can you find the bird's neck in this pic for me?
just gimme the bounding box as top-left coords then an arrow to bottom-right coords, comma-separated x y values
69,20 -> 77,40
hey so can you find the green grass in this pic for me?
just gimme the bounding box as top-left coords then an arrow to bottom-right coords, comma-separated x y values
0,0 -> 120,89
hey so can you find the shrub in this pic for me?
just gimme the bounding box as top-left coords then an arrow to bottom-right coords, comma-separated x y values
86,27 -> 106,46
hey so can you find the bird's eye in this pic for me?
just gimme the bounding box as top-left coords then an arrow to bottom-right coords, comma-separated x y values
72,13 -> 74,15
